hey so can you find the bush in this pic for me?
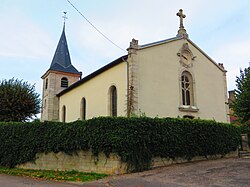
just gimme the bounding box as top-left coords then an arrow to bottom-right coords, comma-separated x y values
0,117 -> 240,172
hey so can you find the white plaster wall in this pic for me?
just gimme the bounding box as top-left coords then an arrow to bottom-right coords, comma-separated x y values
137,39 -> 185,117
137,39 -> 229,122
189,43 -> 228,122
59,62 -> 127,122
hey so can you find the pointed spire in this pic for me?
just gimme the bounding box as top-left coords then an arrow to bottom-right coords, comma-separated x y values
49,14 -> 81,75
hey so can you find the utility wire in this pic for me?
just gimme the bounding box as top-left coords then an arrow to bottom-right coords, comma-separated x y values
67,0 -> 126,52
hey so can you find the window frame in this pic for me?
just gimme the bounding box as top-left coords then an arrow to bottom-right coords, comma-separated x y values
109,86 -> 117,117
45,78 -> 48,89
61,77 -> 68,88
181,72 -> 193,106
179,70 -> 199,112
80,97 -> 86,120
62,105 -> 66,122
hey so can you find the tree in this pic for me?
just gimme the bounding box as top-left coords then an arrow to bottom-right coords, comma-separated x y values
0,78 -> 40,122
231,66 -> 250,124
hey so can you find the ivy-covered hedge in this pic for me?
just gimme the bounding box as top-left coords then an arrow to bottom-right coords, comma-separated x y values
0,117 -> 240,172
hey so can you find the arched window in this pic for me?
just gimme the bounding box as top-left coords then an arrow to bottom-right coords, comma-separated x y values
181,71 -> 194,106
61,77 -> 68,88
62,105 -> 66,122
80,98 -> 86,120
109,86 -> 117,117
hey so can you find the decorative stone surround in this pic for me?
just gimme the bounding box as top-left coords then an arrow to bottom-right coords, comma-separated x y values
179,105 -> 199,112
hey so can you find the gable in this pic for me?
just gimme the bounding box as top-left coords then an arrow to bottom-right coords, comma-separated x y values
138,37 -> 226,73
132,36 -> 228,122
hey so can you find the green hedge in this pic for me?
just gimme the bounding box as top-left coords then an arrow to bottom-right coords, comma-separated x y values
0,117 -> 240,172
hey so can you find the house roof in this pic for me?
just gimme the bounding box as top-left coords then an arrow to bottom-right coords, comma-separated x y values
49,25 -> 81,75
57,55 -> 128,97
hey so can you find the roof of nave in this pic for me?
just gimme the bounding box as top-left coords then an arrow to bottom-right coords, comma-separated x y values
57,55 -> 128,97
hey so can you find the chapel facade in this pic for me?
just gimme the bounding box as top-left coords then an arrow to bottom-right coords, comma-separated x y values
41,9 -> 230,123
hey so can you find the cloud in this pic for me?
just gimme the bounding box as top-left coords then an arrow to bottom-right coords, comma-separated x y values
66,0 -> 250,91
0,12 -> 54,60
211,38 -> 250,90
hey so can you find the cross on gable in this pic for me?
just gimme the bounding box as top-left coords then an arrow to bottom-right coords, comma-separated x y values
176,9 -> 186,29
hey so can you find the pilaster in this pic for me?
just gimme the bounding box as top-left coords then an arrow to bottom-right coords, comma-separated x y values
127,39 -> 139,116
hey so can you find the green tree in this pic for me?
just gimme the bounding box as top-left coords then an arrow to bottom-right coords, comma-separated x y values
232,66 -> 250,124
0,78 -> 40,122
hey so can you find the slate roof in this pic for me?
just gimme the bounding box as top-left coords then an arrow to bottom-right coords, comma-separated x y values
139,36 -> 180,48
57,55 -> 128,96
49,25 -> 81,75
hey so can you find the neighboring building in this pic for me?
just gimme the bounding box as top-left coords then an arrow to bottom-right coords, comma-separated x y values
41,9 -> 230,123
228,90 -> 238,123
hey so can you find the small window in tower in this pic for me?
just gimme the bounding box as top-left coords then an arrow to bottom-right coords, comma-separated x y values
45,79 -> 48,89
61,77 -> 68,88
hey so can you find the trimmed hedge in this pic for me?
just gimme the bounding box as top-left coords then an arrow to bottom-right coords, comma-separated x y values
0,117 -> 240,172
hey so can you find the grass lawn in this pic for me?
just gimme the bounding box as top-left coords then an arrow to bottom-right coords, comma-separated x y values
0,167 -> 108,182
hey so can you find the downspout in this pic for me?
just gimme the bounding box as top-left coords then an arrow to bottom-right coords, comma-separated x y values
122,56 -> 130,117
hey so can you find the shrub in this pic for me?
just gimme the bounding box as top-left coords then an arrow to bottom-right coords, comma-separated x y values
0,117 -> 240,172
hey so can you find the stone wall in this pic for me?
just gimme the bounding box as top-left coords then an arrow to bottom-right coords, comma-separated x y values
18,150 -> 238,174
18,151 -> 127,175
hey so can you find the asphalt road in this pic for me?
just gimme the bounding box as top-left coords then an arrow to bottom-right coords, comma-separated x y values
0,174 -> 81,187
0,158 -> 250,187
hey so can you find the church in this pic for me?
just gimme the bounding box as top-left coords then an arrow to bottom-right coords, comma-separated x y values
41,9 -> 230,123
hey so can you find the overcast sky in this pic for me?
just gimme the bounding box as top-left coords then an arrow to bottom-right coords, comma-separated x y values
1,0 -> 250,96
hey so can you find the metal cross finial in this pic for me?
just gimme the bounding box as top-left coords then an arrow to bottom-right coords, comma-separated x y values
177,9 -> 186,29
62,12 -> 68,26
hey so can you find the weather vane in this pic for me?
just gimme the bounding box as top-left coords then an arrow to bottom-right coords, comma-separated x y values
62,12 -> 68,26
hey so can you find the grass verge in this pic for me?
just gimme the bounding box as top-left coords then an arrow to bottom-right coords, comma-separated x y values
0,167 -> 108,182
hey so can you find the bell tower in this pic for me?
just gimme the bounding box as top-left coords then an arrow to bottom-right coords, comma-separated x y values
41,13 -> 82,121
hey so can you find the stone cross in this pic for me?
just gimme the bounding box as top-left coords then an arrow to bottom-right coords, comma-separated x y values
176,9 -> 186,29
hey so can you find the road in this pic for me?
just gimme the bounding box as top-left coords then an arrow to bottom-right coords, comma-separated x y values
0,158 -> 250,187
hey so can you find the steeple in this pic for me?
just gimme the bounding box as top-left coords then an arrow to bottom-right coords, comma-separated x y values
41,14 -> 82,122
49,25 -> 81,75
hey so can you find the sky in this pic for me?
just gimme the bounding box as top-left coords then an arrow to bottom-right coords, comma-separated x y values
1,0 -> 250,97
